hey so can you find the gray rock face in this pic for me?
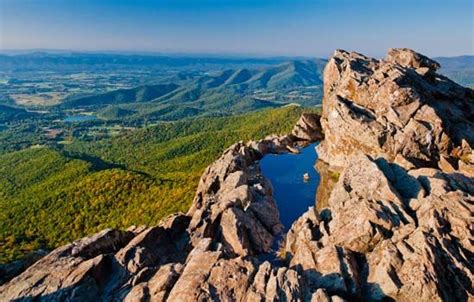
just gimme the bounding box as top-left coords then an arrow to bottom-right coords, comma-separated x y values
1,49 -> 472,302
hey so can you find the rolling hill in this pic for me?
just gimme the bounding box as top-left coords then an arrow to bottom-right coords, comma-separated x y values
60,83 -> 179,108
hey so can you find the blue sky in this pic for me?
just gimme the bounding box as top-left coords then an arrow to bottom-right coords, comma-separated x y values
0,0 -> 472,57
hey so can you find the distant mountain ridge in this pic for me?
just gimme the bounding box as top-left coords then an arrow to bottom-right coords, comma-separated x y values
59,60 -> 326,121
435,55 -> 474,87
0,52 -> 291,72
1,51 -> 471,83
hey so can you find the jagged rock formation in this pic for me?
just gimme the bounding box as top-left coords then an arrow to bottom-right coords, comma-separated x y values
287,48 -> 473,301
1,49 -> 473,302
317,48 -> 474,169
285,153 -> 473,301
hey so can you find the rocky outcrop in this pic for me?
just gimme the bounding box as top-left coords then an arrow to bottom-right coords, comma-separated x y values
283,49 -> 473,301
285,152 -> 473,301
1,49 -> 472,302
186,141 -> 282,257
317,48 -> 474,169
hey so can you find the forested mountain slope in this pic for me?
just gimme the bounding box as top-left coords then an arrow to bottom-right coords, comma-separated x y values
0,106 -> 311,263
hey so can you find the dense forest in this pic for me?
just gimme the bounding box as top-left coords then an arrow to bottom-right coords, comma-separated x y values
0,106 -> 313,263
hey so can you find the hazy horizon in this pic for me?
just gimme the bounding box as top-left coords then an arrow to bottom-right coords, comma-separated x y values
1,0 -> 473,58
1,47 -> 473,59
